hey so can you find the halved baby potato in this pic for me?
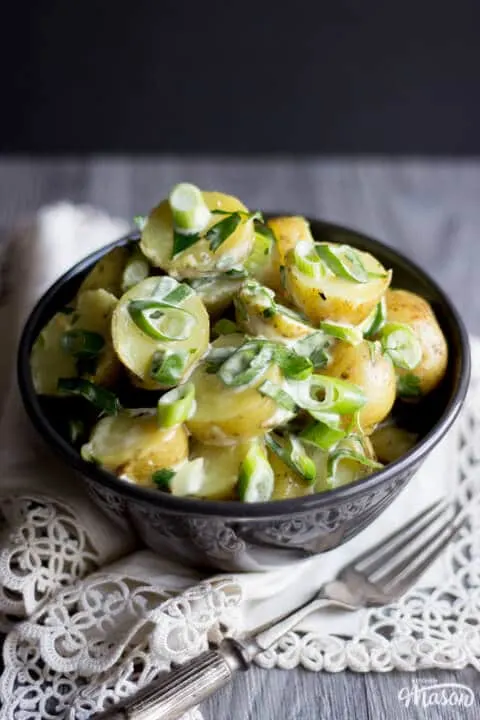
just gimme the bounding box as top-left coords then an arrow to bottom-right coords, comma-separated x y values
186,334 -> 289,444
81,409 -> 189,486
323,340 -> 396,432
284,243 -> 391,325
31,289 -> 119,394
140,191 -> 256,278
111,277 -> 209,388
385,289 -> 448,396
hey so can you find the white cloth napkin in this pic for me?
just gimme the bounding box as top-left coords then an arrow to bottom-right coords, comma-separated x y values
0,204 -> 479,720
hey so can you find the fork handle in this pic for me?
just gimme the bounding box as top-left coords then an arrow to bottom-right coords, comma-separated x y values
95,639 -> 248,720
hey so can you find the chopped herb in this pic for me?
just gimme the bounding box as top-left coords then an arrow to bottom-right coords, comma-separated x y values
60,330 -> 105,358
397,373 -> 422,398
206,212 -> 242,252
57,378 -> 120,416
152,468 -> 176,490
172,229 -> 201,257
279,265 -> 286,289
253,220 -> 275,243
262,307 -> 276,319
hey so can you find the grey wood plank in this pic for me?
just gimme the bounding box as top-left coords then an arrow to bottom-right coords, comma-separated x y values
0,157 -> 478,720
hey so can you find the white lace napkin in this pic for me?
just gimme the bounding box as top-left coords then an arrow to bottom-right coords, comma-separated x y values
0,204 -> 479,720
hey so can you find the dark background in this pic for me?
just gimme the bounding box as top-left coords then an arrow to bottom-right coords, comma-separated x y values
2,1 -> 480,155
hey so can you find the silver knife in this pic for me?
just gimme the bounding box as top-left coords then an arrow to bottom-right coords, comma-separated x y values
94,588 -> 357,720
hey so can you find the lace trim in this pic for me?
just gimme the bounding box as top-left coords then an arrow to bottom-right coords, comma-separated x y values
0,496 -> 100,618
0,575 -> 241,719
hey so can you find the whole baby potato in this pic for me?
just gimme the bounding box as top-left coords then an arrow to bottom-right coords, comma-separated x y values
323,340 -> 396,432
386,289 -> 448,396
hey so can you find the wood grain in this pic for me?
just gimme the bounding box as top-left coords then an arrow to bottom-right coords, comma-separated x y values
0,157 -> 478,720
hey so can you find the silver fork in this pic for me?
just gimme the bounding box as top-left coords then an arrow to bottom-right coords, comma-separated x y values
97,498 -> 462,720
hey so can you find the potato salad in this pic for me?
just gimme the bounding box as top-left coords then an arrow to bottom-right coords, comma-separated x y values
30,184 -> 448,502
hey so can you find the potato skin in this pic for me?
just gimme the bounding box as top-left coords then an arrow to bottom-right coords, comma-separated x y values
284,244 -> 391,325
386,289 -> 448,396
268,450 -> 313,500
370,424 -> 418,464
323,340 -> 396,432
77,246 -> 130,298
81,412 -> 189,486
186,335 -> 287,444
140,191 -> 255,278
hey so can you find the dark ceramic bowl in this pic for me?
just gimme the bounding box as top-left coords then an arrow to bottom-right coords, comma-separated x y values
17,220 -> 470,571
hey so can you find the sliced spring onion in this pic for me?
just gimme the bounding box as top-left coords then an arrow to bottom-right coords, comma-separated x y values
128,300 -> 195,341
293,240 -> 326,278
258,380 -> 297,412
57,378 -> 120,416
206,212 -> 242,252
327,448 -> 383,484
397,372 -> 422,398
361,298 -> 387,338
150,350 -> 189,386
380,322 -> 422,370
265,434 -> 316,485
162,283 -> 194,305
60,330 -> 105,357
237,445 -> 274,502
204,345 -> 238,373
316,244 -> 373,283
287,374 -> 366,419
121,249 -> 150,293
274,346 -> 313,380
152,467 -> 176,490
157,382 -> 196,428
320,321 -> 363,346
212,318 -> 238,336
169,183 -> 211,234
293,332 -> 331,370
300,421 -> 346,450
217,341 -> 275,387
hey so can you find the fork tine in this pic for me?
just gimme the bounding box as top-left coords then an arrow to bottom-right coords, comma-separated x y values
381,517 -> 463,594
353,498 -> 449,574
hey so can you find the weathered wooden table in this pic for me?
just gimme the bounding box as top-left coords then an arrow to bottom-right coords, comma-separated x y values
0,158 -> 477,719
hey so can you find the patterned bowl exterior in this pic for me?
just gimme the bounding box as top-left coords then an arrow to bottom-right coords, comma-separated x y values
17,219 -> 471,572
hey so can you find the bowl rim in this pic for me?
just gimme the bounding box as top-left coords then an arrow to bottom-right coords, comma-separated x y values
17,220 -> 471,519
